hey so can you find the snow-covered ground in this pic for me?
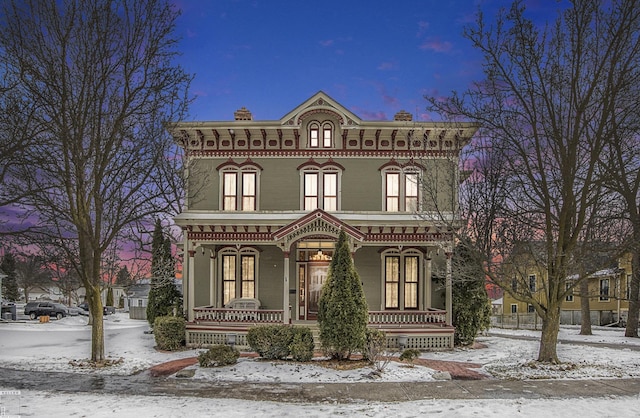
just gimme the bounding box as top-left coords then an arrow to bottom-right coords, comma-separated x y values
1,313 -> 640,417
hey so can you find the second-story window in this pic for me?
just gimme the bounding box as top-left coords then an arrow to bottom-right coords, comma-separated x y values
382,167 -> 421,212
299,160 -> 343,211
218,162 -> 261,211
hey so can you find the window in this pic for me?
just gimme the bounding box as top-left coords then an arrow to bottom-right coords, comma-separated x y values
565,282 -> 574,302
310,127 -> 319,147
382,167 -> 421,212
218,162 -> 261,211
599,278 -> 610,301
627,274 -> 632,300
384,251 -> 421,309
527,304 -> 535,313
323,126 -> 332,147
385,257 -> 399,309
511,304 -> 517,314
308,122 -> 333,148
404,256 -> 419,309
299,162 -> 342,211
221,249 -> 258,305
511,277 -> 518,292
528,275 -> 536,292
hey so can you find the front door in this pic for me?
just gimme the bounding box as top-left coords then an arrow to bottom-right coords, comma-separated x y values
306,260 -> 330,319
297,242 -> 334,320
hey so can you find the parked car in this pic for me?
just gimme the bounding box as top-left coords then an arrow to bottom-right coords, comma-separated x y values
66,306 -> 82,316
77,303 -> 89,316
23,301 -> 68,320
76,302 -> 115,316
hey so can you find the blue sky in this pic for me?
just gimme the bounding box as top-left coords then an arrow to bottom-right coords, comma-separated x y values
173,0 -> 561,122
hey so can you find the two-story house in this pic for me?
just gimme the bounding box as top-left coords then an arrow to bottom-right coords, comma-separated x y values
170,92 -> 478,349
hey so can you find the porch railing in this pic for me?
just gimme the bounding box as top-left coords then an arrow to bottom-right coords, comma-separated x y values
193,306 -> 284,324
192,306 -> 446,326
368,309 -> 447,326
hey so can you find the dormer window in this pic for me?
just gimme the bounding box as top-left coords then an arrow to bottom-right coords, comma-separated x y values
308,122 -> 333,148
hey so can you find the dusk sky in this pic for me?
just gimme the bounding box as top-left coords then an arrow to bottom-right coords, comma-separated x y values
173,0 -> 562,122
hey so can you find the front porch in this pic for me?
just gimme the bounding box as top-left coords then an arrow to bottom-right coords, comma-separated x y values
186,306 -> 454,350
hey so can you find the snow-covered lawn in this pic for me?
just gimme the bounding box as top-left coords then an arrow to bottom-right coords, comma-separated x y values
1,313 -> 640,417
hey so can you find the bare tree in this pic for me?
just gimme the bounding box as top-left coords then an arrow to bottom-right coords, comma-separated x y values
0,0 -> 191,362
427,1 -> 640,363
600,115 -> 640,337
14,254 -> 52,301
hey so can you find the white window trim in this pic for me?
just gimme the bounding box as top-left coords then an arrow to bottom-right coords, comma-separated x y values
218,247 -> 260,305
308,121 -> 334,149
219,166 -> 260,211
299,167 -> 342,211
380,249 -> 422,310
381,167 -> 421,212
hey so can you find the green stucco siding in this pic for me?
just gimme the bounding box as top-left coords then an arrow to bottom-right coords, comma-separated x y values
353,246 -> 382,310
257,246 -> 284,309
193,252 -> 211,307
340,159 -> 383,211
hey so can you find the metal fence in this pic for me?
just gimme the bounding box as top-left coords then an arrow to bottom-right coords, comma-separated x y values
492,310 -> 623,330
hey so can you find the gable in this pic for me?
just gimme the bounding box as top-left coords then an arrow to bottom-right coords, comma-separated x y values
279,91 -> 362,128
272,209 -> 365,243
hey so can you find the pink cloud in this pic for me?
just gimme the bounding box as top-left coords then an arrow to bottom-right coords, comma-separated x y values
319,40 -> 334,47
419,38 -> 453,53
353,108 -> 387,121
417,21 -> 429,37
377,61 -> 397,71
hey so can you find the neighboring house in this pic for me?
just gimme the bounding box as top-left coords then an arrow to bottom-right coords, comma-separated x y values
127,281 -> 151,320
170,91 -> 478,349
26,285 -> 65,302
500,251 -> 634,326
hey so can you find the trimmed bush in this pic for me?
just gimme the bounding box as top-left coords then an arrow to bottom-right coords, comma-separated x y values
399,348 -> 421,367
198,345 -> 240,367
247,325 -> 314,361
289,327 -> 315,362
153,316 -> 185,351
247,325 -> 290,360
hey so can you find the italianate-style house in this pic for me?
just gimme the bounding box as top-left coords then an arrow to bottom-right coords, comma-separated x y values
170,92 -> 478,349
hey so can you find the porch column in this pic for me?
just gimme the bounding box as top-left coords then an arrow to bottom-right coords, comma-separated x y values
424,255 -> 432,310
209,251 -> 216,307
283,251 -> 290,324
445,250 -> 453,326
187,248 -> 196,322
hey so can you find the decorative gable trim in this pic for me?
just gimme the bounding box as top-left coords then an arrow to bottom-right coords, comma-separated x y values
272,209 -> 365,242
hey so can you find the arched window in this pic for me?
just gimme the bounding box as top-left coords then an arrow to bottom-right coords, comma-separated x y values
308,121 -> 334,148
298,160 -> 343,211
382,249 -> 421,309
217,161 -> 261,211
219,247 -> 259,305
380,164 -> 421,212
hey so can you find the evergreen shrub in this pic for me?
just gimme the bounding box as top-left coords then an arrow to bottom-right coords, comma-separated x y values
198,345 -> 239,367
289,327 -> 315,362
153,316 -> 185,351
246,325 -> 315,361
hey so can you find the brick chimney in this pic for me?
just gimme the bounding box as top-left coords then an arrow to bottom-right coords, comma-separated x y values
234,107 -> 253,121
393,110 -> 412,121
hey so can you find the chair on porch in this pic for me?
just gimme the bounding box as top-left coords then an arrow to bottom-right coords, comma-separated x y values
224,298 -> 261,321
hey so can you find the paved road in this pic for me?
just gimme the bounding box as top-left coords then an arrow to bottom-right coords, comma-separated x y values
1,367 -> 640,403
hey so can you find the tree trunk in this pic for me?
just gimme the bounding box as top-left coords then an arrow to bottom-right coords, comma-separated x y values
625,248 -> 640,337
87,285 -> 105,362
579,279 -> 592,335
538,305 -> 561,363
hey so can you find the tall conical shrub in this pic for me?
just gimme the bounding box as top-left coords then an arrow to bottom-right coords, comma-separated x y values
317,230 -> 368,360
